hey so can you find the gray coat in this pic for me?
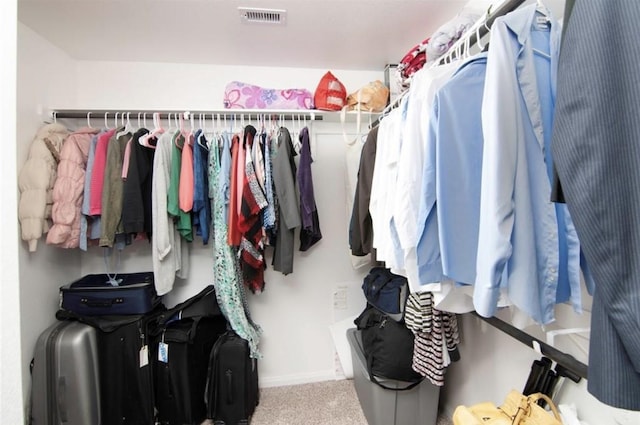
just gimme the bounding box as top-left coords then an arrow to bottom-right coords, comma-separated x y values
552,0 -> 640,411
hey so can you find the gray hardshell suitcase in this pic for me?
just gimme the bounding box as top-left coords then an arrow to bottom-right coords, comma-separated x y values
30,320 -> 101,425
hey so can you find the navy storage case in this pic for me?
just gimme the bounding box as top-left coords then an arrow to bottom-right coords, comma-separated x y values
60,272 -> 160,316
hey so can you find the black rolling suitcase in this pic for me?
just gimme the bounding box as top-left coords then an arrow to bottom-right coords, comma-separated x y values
55,306 -> 165,425
206,331 -> 259,425
154,286 -> 227,425
30,320 -> 101,425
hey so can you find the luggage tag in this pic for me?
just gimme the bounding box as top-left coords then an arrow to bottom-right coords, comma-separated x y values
139,345 -> 149,368
158,333 -> 169,363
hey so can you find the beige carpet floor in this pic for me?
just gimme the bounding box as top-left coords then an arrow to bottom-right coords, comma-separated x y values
251,379 -> 452,425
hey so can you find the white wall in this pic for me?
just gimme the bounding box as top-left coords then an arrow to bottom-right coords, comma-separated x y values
72,60 -> 381,111
74,61 -> 381,386
16,22 -> 82,416
1,0 -> 23,423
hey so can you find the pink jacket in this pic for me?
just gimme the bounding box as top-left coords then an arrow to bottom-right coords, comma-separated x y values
89,129 -> 116,215
47,127 -> 100,248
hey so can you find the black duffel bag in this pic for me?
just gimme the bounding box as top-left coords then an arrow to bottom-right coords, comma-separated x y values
354,305 -> 424,390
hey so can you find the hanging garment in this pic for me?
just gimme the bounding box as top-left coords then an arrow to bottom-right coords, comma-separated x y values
18,123 -> 69,252
419,54 -> 487,286
297,127 -> 322,251
271,127 -> 301,275
208,126 -> 261,358
238,125 -> 268,293
350,125 -> 377,258
217,132 -> 232,227
252,132 -> 266,192
394,61 -> 457,292
344,121 -> 371,269
404,291 -> 460,387
474,4 -> 582,325
100,128 -> 131,248
262,132 -> 277,242
168,131 -> 193,242
551,0 -> 640,411
47,127 -> 100,249
179,133 -> 194,213
80,132 -> 101,251
227,134 -> 242,246
152,131 -> 189,296
192,130 -> 211,245
122,128 -> 154,240
89,129 -> 116,216
369,106 -> 405,273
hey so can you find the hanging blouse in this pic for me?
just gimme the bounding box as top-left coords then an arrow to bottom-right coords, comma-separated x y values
297,127 -> 322,251
100,128 -> 131,248
179,132 -> 194,213
262,132 -> 277,241
152,131 -> 190,296
168,131 -> 193,242
405,291 -> 460,387
192,129 -> 211,245
271,127 -> 301,275
208,126 -> 261,358
238,125 -> 268,293
122,128 -> 154,240
227,134 -> 242,246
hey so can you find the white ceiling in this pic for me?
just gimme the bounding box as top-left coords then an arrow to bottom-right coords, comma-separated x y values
18,0 -> 470,71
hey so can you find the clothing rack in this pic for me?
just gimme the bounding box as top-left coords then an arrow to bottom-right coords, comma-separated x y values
49,108 -> 323,123
371,0 -> 527,129
473,312 -> 588,381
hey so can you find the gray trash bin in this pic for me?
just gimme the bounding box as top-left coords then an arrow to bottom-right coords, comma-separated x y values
347,327 -> 440,425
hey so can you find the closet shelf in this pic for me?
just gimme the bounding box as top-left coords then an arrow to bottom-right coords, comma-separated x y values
48,108 -> 380,124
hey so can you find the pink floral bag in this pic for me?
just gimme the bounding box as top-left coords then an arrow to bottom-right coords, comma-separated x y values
223,81 -> 314,110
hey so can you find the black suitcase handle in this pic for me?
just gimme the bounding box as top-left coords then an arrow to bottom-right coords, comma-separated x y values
81,297 -> 124,308
225,370 -> 234,404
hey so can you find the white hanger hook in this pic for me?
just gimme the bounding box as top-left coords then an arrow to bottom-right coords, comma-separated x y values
114,112 -> 119,128
475,23 -> 484,52
87,112 -> 92,128
104,112 -> 109,129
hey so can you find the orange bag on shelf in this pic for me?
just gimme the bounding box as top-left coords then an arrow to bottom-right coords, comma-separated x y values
314,71 -> 347,111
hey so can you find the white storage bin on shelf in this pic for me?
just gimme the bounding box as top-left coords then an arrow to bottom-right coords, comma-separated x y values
347,328 -> 440,425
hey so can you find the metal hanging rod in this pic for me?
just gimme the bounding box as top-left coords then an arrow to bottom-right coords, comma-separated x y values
473,312 -> 588,381
49,109 -> 323,121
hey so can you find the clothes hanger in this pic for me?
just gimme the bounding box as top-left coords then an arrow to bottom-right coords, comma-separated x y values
104,112 -> 109,129
536,0 -> 551,19
86,112 -> 92,128
116,112 -> 134,139
140,112 -> 162,148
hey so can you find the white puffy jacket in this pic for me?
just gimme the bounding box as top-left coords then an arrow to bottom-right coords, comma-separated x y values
18,123 -> 69,252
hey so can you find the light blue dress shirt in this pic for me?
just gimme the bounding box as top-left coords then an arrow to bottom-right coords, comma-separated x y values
417,54 -> 488,287
475,5 -> 582,324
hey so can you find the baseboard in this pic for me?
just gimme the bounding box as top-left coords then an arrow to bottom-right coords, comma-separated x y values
259,370 -> 339,388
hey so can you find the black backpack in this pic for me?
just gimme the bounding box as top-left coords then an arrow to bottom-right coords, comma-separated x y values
354,305 -> 423,390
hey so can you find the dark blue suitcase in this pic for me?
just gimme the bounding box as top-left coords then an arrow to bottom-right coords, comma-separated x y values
59,272 -> 160,316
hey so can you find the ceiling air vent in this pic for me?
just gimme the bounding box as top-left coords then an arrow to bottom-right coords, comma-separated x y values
238,7 -> 287,25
